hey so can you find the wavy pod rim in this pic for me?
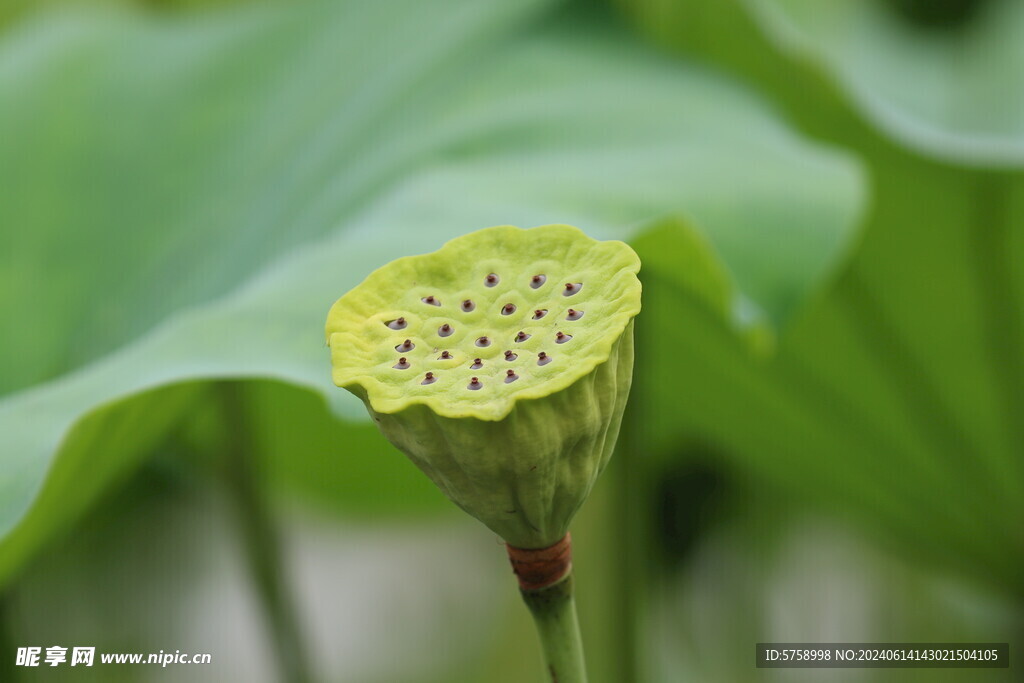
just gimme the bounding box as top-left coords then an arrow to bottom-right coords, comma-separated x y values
325,224 -> 642,422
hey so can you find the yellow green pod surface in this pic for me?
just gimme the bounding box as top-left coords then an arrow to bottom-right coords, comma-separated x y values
326,225 -> 641,548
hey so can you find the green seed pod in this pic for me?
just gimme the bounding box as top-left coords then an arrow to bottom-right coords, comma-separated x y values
326,225 -> 641,549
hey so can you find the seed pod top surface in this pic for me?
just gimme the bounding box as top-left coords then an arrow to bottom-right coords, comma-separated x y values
326,225 -> 641,421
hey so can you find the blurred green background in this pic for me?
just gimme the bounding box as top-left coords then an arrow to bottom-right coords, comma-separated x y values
0,0 -> 1021,681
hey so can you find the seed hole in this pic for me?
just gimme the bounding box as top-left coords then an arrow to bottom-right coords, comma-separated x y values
515,331 -> 531,343
556,332 -> 573,344
563,283 -> 582,296
421,372 -> 436,385
505,369 -> 519,384
422,296 -> 441,306
537,352 -> 552,366
438,324 -> 454,337
485,273 -> 500,287
468,377 -> 482,390
461,299 -> 475,312
476,336 -> 491,347
385,317 -> 407,330
530,274 -> 547,289
393,357 -> 410,370
395,339 -> 415,352
566,309 -> 584,321
439,351 -> 453,360
502,303 -> 516,315
470,358 -> 483,370
504,350 -> 518,361
532,309 -> 548,320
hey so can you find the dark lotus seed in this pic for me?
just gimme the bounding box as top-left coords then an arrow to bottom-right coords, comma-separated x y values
422,296 -> 441,306
386,317 -> 407,330
396,339 -> 415,352
394,357 -> 410,370
531,274 -> 546,289
504,350 -> 518,361
468,377 -> 482,390
471,358 -> 483,370
485,273 -> 499,287
462,299 -> 475,312
532,309 -> 547,320
439,323 -> 453,337
476,336 -> 491,347
563,283 -> 582,296
515,331 -> 531,342
566,309 -> 584,321
537,352 -> 552,366
556,332 -> 572,344
439,351 -> 453,359
502,303 -> 516,315
505,369 -> 519,384
421,372 -> 436,385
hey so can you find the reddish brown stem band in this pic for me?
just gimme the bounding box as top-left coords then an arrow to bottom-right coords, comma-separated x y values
506,533 -> 573,591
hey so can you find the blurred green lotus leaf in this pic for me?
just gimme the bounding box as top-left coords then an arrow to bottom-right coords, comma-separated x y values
746,0 -> 1024,165
0,0 -> 862,586
615,0 -> 1024,599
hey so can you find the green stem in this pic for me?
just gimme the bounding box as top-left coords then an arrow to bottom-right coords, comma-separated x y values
613,407 -> 643,683
218,382 -> 312,683
521,574 -> 588,683
970,172 -> 1024,466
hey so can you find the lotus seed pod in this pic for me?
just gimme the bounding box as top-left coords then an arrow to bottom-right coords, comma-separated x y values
325,224 -> 641,549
